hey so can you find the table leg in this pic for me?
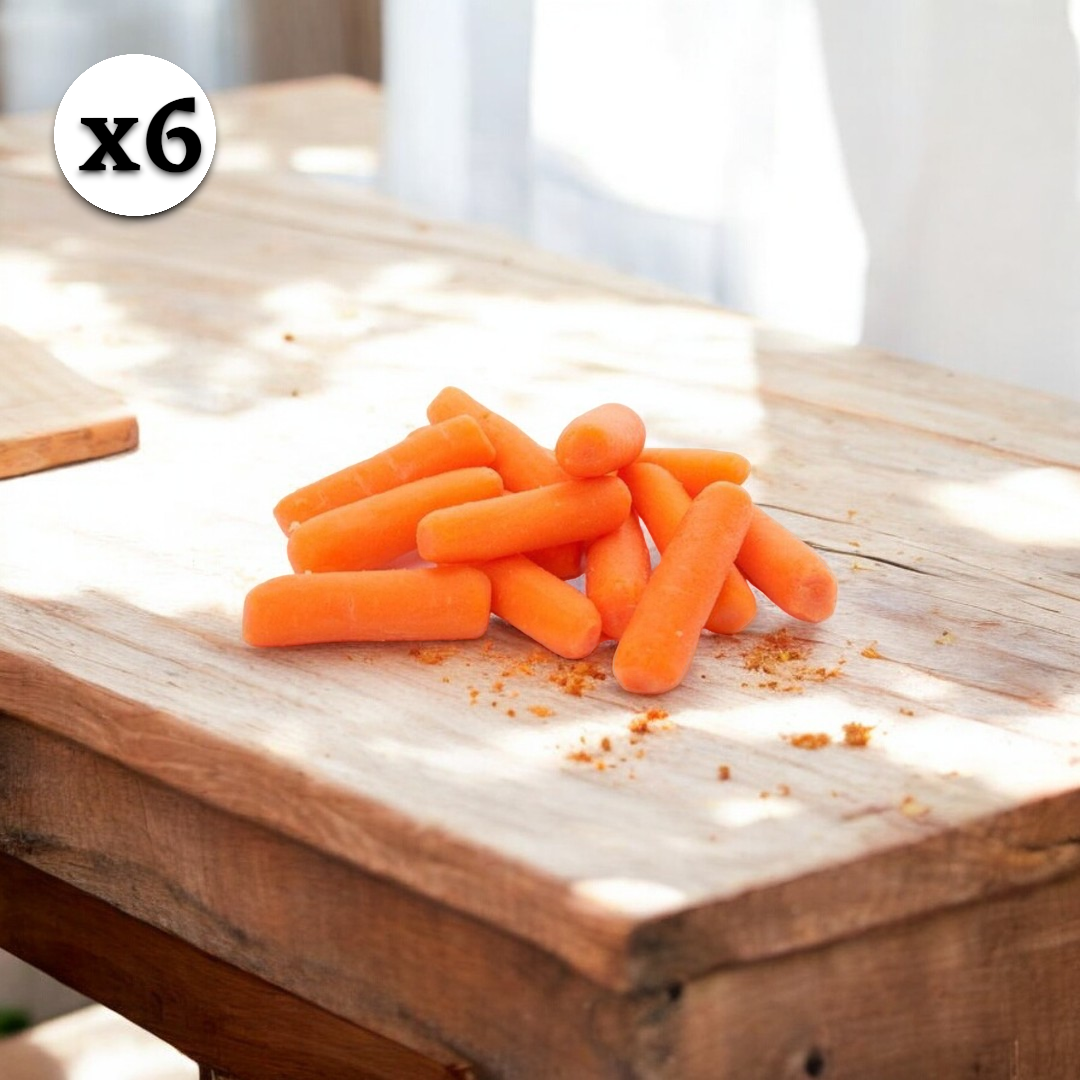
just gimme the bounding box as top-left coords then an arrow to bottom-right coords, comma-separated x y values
0,853 -> 468,1080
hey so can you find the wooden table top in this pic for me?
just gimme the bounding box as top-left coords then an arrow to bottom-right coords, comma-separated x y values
2,76 -> 1079,998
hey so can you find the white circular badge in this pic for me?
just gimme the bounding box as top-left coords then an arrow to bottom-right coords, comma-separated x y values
54,54 -> 216,217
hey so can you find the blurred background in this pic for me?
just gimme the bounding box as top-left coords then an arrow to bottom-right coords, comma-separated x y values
2,0 -> 1079,403
0,0 -> 382,110
1,0 -> 1078,1047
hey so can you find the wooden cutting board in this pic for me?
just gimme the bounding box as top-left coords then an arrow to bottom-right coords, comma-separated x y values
0,328 -> 138,480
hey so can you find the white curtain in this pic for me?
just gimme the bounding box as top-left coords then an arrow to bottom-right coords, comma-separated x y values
383,0 -> 1080,401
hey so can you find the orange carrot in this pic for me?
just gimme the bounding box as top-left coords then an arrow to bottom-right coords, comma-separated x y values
585,514 -> 651,639
274,415 -> 495,533
528,541 -> 585,580
620,461 -> 688,550
287,466 -> 503,573
706,565 -> 758,634
621,461 -> 756,634
635,448 -> 751,495
736,507 -> 837,623
480,555 -> 601,659
555,403 -> 646,478
243,567 -> 491,647
416,476 -> 630,564
427,386 -> 570,491
613,482 -> 753,694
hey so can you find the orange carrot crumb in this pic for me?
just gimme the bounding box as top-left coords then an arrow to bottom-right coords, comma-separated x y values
717,765 -> 731,781
899,707 -> 915,717
406,643 -> 457,660
740,630 -> 843,691
601,736 -> 612,752
861,643 -> 882,659
529,705 -> 555,718
843,722 -> 874,747
548,660 -> 607,697
785,732 -> 832,750
743,629 -> 808,671
628,708 -> 671,735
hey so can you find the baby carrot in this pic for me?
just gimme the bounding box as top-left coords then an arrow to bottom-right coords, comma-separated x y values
528,541 -> 585,580
243,567 -> 492,647
480,555 -> 602,660
427,386 -> 570,491
706,566 -> 757,635
620,461 -> 756,634
613,482 -> 753,694
620,461 -> 688,550
736,507 -> 837,623
635,448 -> 751,495
555,403 -> 646,477
273,414 -> 495,533
416,476 -> 631,564
287,466 -> 503,573
585,514 -> 651,640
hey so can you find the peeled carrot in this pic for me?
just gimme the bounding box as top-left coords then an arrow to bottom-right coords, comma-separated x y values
736,507 -> 837,623
427,386 -> 570,491
528,541 -> 585,580
480,555 -> 601,659
427,388 -> 580,571
288,466 -> 503,573
416,476 -> 631,564
243,567 -> 491,647
555,403 -> 646,478
635,448 -> 751,495
585,514 -> 651,640
620,461 -> 688,551
621,461 -> 756,634
613,482 -> 753,694
273,415 -> 495,533
706,565 -> 758,635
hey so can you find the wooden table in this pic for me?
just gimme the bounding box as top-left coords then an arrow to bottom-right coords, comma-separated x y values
2,77 -> 1079,1079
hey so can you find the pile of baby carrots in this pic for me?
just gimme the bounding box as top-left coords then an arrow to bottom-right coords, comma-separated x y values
243,387 -> 837,695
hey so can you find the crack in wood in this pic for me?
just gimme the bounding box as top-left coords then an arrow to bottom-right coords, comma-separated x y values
810,543 -> 938,576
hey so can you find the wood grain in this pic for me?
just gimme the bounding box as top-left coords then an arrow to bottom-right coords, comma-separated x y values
674,865 -> 1080,1079
0,716 -> 670,1079
0,76 -> 1077,1013
0,328 -> 137,479
5,714 -> 1080,1078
